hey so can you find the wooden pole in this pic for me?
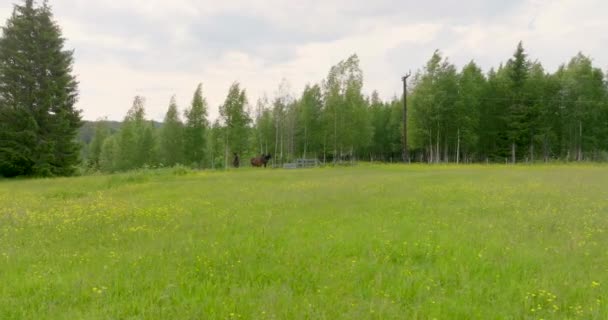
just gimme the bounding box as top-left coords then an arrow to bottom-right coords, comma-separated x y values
402,72 -> 411,163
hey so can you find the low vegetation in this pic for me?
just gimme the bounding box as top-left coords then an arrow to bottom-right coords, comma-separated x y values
1,165 -> 607,319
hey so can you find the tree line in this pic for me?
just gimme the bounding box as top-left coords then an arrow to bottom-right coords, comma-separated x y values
2,1 -> 608,177
83,44 -> 608,172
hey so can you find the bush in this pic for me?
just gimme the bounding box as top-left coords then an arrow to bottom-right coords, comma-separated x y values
172,164 -> 192,176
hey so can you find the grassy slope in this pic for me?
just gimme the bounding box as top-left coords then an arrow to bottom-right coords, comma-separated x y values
1,165 -> 607,319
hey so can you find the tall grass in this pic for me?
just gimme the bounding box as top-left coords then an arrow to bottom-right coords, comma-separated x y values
1,165 -> 607,319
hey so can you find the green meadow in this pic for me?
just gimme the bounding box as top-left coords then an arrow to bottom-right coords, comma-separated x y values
1,165 -> 607,319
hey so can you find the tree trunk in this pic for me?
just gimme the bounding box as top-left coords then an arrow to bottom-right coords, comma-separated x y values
211,143 -> 215,169
303,125 -> 308,159
456,128 -> 461,165
280,128 -> 284,165
444,135 -> 448,163
323,135 -> 327,164
259,132 -> 263,154
577,121 -> 583,161
429,129 -> 433,164
224,143 -> 228,170
511,142 -> 516,164
274,121 -> 279,167
436,128 -> 440,164
530,136 -> 534,163
333,110 -> 338,164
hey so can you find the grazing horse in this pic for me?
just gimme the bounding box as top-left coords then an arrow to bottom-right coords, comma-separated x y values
251,154 -> 272,168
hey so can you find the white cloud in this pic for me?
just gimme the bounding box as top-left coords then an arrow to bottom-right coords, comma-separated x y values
0,0 -> 606,121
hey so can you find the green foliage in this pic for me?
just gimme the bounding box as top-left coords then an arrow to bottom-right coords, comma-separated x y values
109,96 -> 158,172
183,84 -> 209,167
80,44 -> 608,167
409,50 -> 459,162
296,84 -> 324,158
171,164 -> 192,176
252,97 -> 274,155
0,0 -> 81,177
99,135 -> 119,172
219,82 -> 251,158
88,120 -> 110,169
320,54 -> 373,161
160,96 -> 184,167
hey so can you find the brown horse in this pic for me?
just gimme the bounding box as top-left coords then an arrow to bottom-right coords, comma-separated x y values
251,154 -> 272,168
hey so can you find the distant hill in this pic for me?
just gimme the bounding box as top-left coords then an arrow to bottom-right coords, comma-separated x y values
78,120 -> 162,145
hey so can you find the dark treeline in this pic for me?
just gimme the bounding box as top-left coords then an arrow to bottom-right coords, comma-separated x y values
410,45 -> 608,164
2,1 -> 608,177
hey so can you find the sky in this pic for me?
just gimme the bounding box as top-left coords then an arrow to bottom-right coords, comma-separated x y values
1,0 -> 607,121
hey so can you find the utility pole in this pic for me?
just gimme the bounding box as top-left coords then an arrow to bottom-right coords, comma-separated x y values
402,72 -> 411,163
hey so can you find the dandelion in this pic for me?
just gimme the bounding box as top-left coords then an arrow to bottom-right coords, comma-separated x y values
592,281 -> 600,288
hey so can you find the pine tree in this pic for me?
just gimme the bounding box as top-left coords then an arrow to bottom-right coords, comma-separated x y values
160,96 -> 184,167
505,42 -> 530,163
369,91 -> 391,160
184,84 -> 208,167
455,61 -> 485,163
0,0 -> 81,177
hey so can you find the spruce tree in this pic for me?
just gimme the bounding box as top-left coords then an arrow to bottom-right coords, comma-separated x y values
505,42 -> 531,163
0,0 -> 81,177
160,96 -> 184,167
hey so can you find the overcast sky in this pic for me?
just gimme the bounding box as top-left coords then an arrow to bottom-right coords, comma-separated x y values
1,0 -> 607,121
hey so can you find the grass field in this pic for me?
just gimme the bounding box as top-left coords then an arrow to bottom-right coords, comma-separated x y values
1,165 -> 607,319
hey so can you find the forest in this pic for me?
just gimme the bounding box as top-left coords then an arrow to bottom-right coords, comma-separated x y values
82,44 -> 608,172
1,1 -> 608,176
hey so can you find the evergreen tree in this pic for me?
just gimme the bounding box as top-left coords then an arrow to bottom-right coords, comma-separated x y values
184,84 -> 208,167
504,42 -> 531,163
160,96 -> 184,166
0,0 -> 81,177
369,92 -> 391,160
478,66 -> 511,161
455,61 -> 485,162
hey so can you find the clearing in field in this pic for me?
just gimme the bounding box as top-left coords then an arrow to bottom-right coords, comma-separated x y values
1,165 -> 607,319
